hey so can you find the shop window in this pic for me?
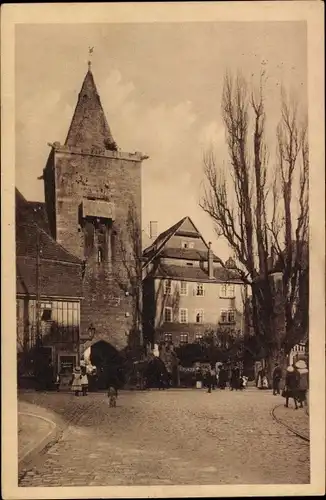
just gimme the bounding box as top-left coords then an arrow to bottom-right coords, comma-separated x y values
47,301 -> 80,342
59,355 -> 76,375
195,333 -> 203,342
164,333 -> 173,343
41,301 -> 52,321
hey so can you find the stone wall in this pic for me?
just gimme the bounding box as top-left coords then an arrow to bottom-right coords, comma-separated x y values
43,145 -> 144,351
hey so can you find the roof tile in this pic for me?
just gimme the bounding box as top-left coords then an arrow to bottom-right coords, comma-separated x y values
65,69 -> 117,151
17,256 -> 83,298
16,223 -> 82,265
148,263 -> 242,283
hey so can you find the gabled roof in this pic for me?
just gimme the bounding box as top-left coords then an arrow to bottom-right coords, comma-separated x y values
142,216 -> 223,269
143,217 -> 187,258
16,223 -> 82,265
65,69 -> 117,151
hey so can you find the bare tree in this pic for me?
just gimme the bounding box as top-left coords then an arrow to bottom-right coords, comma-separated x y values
200,71 -> 308,375
113,200 -> 143,354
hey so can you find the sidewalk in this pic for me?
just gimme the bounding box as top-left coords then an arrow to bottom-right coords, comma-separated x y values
273,403 -> 309,440
18,400 -> 62,468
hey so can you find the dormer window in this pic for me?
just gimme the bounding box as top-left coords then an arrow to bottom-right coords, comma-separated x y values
181,241 -> 195,249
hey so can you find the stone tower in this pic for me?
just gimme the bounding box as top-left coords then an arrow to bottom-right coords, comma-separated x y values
43,65 -> 148,352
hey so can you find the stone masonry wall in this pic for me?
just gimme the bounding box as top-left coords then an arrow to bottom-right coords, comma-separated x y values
44,147 -> 143,351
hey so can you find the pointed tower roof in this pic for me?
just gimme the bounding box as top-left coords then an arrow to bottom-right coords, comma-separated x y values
65,68 -> 117,151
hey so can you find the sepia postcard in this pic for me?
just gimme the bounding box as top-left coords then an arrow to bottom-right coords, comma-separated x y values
1,2 -> 325,499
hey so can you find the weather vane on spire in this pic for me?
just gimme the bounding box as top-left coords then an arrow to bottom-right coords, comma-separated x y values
88,46 -> 94,71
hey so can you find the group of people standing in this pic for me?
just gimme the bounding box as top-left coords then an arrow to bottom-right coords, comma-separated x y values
198,363 -> 248,393
283,360 -> 309,409
261,360 -> 309,409
71,365 -> 89,396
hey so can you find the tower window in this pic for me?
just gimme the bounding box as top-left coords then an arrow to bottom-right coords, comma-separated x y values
84,221 -> 95,258
98,247 -> 104,263
111,230 -> 117,262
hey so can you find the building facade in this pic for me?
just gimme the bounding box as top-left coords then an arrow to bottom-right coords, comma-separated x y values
16,189 -> 83,386
41,65 -> 148,359
142,216 -> 245,348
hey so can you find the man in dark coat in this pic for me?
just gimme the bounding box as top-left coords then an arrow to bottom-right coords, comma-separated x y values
284,367 -> 300,409
230,366 -> 240,391
218,366 -> 227,389
272,363 -> 282,395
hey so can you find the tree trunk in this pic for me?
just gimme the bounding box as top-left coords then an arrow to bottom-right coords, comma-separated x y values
265,349 -> 287,389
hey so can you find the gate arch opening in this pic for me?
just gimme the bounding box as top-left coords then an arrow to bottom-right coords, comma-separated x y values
89,340 -> 125,390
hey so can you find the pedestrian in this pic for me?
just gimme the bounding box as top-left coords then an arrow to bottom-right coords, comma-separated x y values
215,362 -> 221,387
54,372 -> 60,392
283,365 -> 300,409
71,366 -> 82,396
81,367 -> 88,396
241,375 -> 248,389
262,369 -> 269,390
195,365 -> 203,389
218,365 -> 227,389
295,360 -> 309,408
211,365 -> 216,390
230,366 -> 240,390
272,363 -> 282,395
108,385 -> 118,407
256,367 -> 263,389
207,365 -> 216,393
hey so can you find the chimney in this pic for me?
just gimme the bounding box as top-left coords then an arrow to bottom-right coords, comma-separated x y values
149,221 -> 158,241
208,241 -> 214,279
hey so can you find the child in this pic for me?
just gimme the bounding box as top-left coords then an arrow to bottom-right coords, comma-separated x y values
54,373 -> 60,392
108,386 -> 118,407
81,368 -> 88,396
241,375 -> 248,389
71,366 -> 82,396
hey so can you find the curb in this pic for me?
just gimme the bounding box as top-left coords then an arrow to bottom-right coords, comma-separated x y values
271,404 -> 310,442
18,412 -> 62,470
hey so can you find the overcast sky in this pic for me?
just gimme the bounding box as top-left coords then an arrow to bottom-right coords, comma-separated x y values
15,22 -> 307,260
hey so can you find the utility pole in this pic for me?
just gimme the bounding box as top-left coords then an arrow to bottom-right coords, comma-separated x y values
35,226 -> 41,346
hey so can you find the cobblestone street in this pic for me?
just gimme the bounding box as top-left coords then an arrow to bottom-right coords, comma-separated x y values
18,388 -> 310,486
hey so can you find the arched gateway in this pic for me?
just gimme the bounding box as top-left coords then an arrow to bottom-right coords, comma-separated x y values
83,340 -> 125,390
